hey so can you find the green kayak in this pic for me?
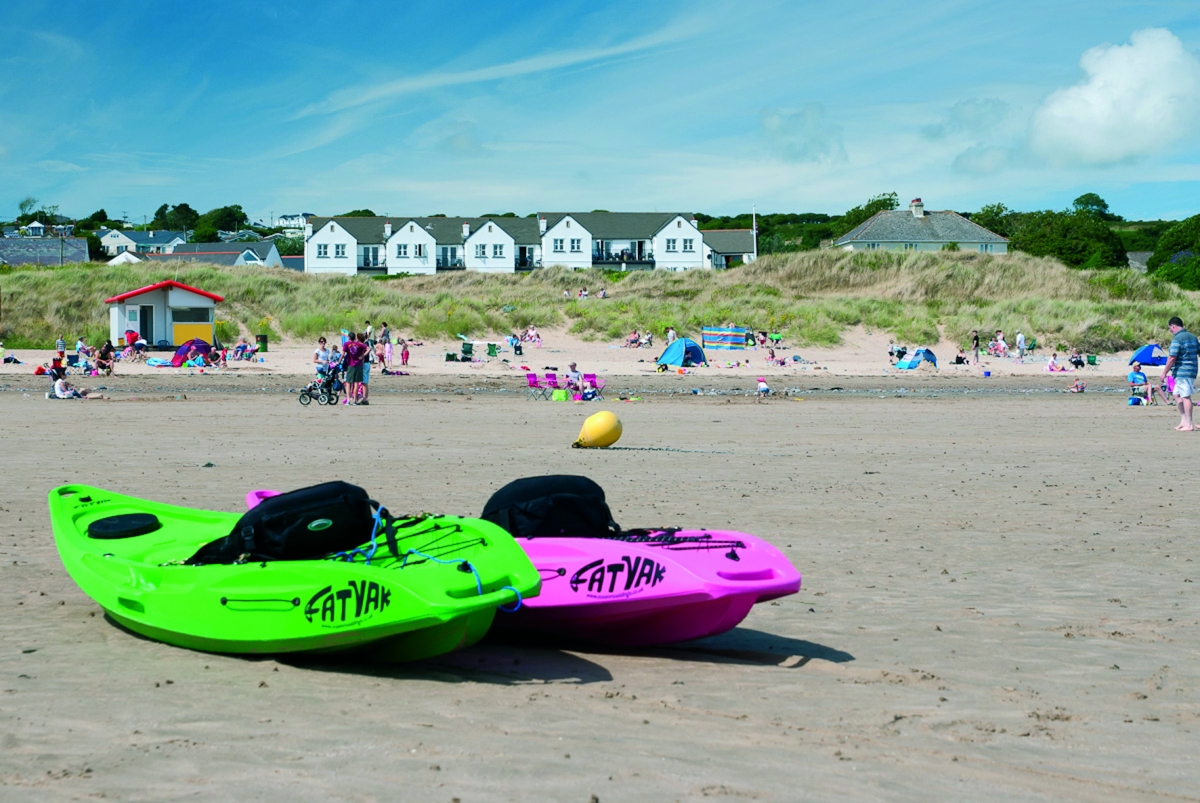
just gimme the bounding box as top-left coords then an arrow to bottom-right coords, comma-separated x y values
48,484 -> 540,661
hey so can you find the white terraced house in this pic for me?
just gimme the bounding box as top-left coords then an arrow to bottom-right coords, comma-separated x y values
833,198 -> 1009,253
302,211 -> 710,274
303,216 -> 542,276
538,212 -> 707,271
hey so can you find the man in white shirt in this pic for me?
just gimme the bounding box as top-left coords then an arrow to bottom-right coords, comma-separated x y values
1015,330 -> 1026,362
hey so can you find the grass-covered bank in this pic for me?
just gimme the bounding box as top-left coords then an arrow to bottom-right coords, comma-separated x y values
0,251 -> 1193,351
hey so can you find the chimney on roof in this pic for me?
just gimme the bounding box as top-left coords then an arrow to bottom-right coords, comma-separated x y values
149,231 -> 155,238
690,217 -> 698,228
304,222 -> 313,239
910,198 -> 925,218
384,221 -> 392,238
462,221 -> 471,239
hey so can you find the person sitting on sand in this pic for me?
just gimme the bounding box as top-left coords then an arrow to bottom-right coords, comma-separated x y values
1068,379 -> 1087,393
95,340 -> 115,375
53,377 -> 103,399
1045,352 -> 1070,373
953,349 -> 970,365
1128,361 -> 1152,404
626,329 -> 640,348
995,330 -> 1008,358
756,377 -> 771,397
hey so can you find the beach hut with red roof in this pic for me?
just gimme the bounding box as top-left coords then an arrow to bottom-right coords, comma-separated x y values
104,280 -> 225,348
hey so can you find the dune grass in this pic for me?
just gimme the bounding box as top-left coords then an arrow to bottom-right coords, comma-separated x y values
0,251 -> 1193,352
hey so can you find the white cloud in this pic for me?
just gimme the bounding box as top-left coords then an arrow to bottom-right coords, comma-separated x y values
760,104 -> 846,164
923,98 -> 1010,140
293,19 -> 703,120
1029,28 -> 1200,166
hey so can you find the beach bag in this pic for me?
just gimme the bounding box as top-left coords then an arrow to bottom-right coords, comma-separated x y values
552,389 -> 569,401
187,481 -> 375,564
1128,397 -> 1143,406
481,475 -> 619,539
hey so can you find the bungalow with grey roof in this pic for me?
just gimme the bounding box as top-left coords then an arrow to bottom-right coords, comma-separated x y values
702,229 -> 758,268
97,228 -> 187,256
833,198 -> 1008,254
0,237 -> 89,265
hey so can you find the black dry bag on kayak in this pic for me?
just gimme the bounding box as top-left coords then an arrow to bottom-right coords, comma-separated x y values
187,481 -> 376,564
481,475 -> 619,539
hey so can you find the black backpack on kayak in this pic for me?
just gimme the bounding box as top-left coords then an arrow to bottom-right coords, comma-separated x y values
481,475 -> 620,539
187,481 -> 376,564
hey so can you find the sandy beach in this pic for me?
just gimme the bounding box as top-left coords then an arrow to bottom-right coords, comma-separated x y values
1,377 -> 1197,802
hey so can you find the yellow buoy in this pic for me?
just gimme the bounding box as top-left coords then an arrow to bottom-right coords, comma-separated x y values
572,410 -> 622,448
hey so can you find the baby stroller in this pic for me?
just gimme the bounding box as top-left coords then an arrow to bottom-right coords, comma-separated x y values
298,365 -> 342,406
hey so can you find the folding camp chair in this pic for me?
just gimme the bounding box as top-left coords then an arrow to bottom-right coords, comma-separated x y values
544,373 -> 562,393
461,342 -> 474,361
582,373 -> 606,400
525,373 -> 550,400
1087,355 -> 1098,366
487,343 -> 499,359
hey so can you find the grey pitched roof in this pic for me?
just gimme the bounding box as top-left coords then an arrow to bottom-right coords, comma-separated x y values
834,210 -> 1008,245
308,216 -> 543,246
702,229 -> 756,254
540,212 -> 691,239
120,229 -> 186,245
308,216 -> 389,244
0,238 -> 89,265
172,241 -> 276,259
482,216 -> 541,244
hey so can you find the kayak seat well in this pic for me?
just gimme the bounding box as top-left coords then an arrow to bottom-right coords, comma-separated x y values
88,513 -> 162,539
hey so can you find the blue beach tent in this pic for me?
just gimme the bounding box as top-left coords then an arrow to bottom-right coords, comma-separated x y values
657,337 -> 707,367
1130,343 -> 1168,366
895,348 -> 937,370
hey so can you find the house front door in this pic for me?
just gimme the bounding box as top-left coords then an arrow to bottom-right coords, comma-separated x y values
439,246 -> 458,266
139,305 -> 154,343
636,240 -> 645,260
363,246 -> 379,267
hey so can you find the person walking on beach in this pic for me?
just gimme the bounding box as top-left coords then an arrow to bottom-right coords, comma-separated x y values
342,333 -> 367,405
1015,330 -> 1026,362
1162,316 -> 1199,431
971,330 -> 980,364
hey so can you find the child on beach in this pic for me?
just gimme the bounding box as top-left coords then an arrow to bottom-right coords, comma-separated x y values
1068,379 -> 1086,393
757,377 -> 771,397
401,339 -> 410,366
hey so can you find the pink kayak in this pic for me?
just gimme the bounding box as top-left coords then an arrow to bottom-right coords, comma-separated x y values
247,477 -> 800,646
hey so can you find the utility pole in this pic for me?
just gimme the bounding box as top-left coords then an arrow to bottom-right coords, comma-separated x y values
752,205 -> 758,263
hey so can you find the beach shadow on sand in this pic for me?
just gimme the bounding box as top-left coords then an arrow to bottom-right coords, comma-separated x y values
285,644 -> 614,685
486,627 -> 855,669
102,613 -> 614,685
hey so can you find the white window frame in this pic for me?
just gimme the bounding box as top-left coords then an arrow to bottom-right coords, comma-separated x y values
395,243 -> 408,258
666,239 -> 677,252
334,244 -> 346,258
682,238 -> 694,252
317,243 -> 329,258
475,243 -> 487,258
414,243 -> 425,258
493,243 -> 504,258
570,238 -> 581,253
553,238 -> 565,253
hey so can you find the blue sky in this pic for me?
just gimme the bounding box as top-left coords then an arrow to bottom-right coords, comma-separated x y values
2,0 -> 1199,224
